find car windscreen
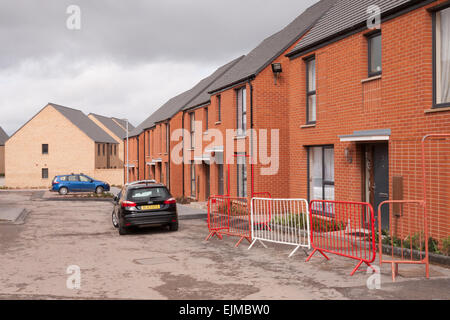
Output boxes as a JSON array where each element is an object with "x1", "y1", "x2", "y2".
[{"x1": 127, "y1": 187, "x2": 170, "y2": 202}]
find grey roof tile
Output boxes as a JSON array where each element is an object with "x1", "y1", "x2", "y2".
[
  {"x1": 0, "y1": 126, "x2": 9, "y2": 145},
  {"x1": 50, "y1": 104, "x2": 118, "y2": 144},
  {"x1": 289, "y1": 0, "x2": 418, "y2": 56},
  {"x1": 209, "y1": 0, "x2": 338, "y2": 93},
  {"x1": 89, "y1": 113, "x2": 134, "y2": 140}
]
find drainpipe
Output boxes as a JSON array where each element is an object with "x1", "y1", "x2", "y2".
[
  {"x1": 136, "y1": 136, "x2": 140, "y2": 181},
  {"x1": 248, "y1": 78, "x2": 255, "y2": 197},
  {"x1": 182, "y1": 111, "x2": 185, "y2": 198}
]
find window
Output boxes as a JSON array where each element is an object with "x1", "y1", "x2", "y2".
[
  {"x1": 42, "y1": 144, "x2": 49, "y2": 155},
  {"x1": 435, "y1": 7, "x2": 450, "y2": 107},
  {"x1": 79, "y1": 175, "x2": 91, "y2": 182},
  {"x1": 191, "y1": 164, "x2": 196, "y2": 197},
  {"x1": 237, "y1": 154, "x2": 247, "y2": 198},
  {"x1": 217, "y1": 95, "x2": 222, "y2": 122},
  {"x1": 166, "y1": 163, "x2": 170, "y2": 190},
  {"x1": 165, "y1": 123, "x2": 170, "y2": 153},
  {"x1": 98, "y1": 144, "x2": 101, "y2": 156},
  {"x1": 204, "y1": 107, "x2": 209, "y2": 131},
  {"x1": 68, "y1": 175, "x2": 79, "y2": 182},
  {"x1": 103, "y1": 144, "x2": 105, "y2": 156},
  {"x1": 368, "y1": 32, "x2": 382, "y2": 77},
  {"x1": 236, "y1": 87, "x2": 247, "y2": 136},
  {"x1": 114, "y1": 145, "x2": 117, "y2": 156},
  {"x1": 306, "y1": 57, "x2": 317, "y2": 124},
  {"x1": 42, "y1": 168, "x2": 49, "y2": 179},
  {"x1": 308, "y1": 146, "x2": 334, "y2": 204},
  {"x1": 190, "y1": 112, "x2": 195, "y2": 149}
]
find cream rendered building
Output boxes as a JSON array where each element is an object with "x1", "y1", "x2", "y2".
[{"x1": 5, "y1": 103, "x2": 125, "y2": 188}]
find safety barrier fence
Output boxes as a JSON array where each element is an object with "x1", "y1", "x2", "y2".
[
  {"x1": 377, "y1": 200, "x2": 429, "y2": 281},
  {"x1": 249, "y1": 198, "x2": 310, "y2": 257},
  {"x1": 306, "y1": 200, "x2": 376, "y2": 276},
  {"x1": 206, "y1": 196, "x2": 252, "y2": 247}
]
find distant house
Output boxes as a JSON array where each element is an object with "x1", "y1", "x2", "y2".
[
  {"x1": 0, "y1": 127, "x2": 9, "y2": 175},
  {"x1": 88, "y1": 113, "x2": 135, "y2": 169},
  {"x1": 5, "y1": 103, "x2": 125, "y2": 188}
]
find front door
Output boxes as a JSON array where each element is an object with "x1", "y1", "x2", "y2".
[
  {"x1": 374, "y1": 143, "x2": 389, "y2": 229},
  {"x1": 205, "y1": 164, "x2": 210, "y2": 200},
  {"x1": 365, "y1": 143, "x2": 389, "y2": 229}
]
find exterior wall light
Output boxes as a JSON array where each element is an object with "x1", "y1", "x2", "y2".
[
  {"x1": 272, "y1": 63, "x2": 282, "y2": 84},
  {"x1": 345, "y1": 147, "x2": 353, "y2": 164}
]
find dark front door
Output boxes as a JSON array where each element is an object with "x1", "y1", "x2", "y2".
[
  {"x1": 205, "y1": 164, "x2": 210, "y2": 200},
  {"x1": 373, "y1": 143, "x2": 389, "y2": 230}
]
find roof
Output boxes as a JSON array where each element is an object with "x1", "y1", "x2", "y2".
[
  {"x1": 182, "y1": 56, "x2": 245, "y2": 111},
  {"x1": 89, "y1": 113, "x2": 134, "y2": 139},
  {"x1": 112, "y1": 117, "x2": 135, "y2": 131},
  {"x1": 0, "y1": 127, "x2": 9, "y2": 145},
  {"x1": 288, "y1": 0, "x2": 422, "y2": 57},
  {"x1": 129, "y1": 56, "x2": 244, "y2": 137},
  {"x1": 50, "y1": 104, "x2": 118, "y2": 144},
  {"x1": 208, "y1": 0, "x2": 338, "y2": 93}
]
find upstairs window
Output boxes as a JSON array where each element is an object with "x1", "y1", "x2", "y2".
[
  {"x1": 98, "y1": 144, "x2": 101, "y2": 156},
  {"x1": 165, "y1": 123, "x2": 170, "y2": 154},
  {"x1": 42, "y1": 144, "x2": 49, "y2": 155},
  {"x1": 204, "y1": 107, "x2": 209, "y2": 132},
  {"x1": 236, "y1": 87, "x2": 247, "y2": 136},
  {"x1": 190, "y1": 112, "x2": 195, "y2": 149},
  {"x1": 217, "y1": 95, "x2": 222, "y2": 122},
  {"x1": 306, "y1": 57, "x2": 316, "y2": 124},
  {"x1": 435, "y1": 7, "x2": 450, "y2": 107},
  {"x1": 368, "y1": 32, "x2": 382, "y2": 77}
]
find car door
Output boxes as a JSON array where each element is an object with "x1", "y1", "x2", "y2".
[
  {"x1": 67, "y1": 175, "x2": 80, "y2": 191},
  {"x1": 79, "y1": 175, "x2": 95, "y2": 192}
]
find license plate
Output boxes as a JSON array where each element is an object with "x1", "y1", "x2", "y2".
[{"x1": 140, "y1": 205, "x2": 161, "y2": 211}]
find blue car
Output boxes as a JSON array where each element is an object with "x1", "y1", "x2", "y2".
[{"x1": 52, "y1": 174, "x2": 110, "y2": 195}]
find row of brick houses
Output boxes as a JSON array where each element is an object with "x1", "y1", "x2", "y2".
[
  {"x1": 5, "y1": 103, "x2": 134, "y2": 188},
  {"x1": 126, "y1": 0, "x2": 450, "y2": 243}
]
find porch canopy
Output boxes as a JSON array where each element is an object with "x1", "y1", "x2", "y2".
[{"x1": 339, "y1": 129, "x2": 391, "y2": 142}]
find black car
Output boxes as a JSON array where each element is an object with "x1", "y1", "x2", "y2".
[{"x1": 112, "y1": 181, "x2": 178, "y2": 235}]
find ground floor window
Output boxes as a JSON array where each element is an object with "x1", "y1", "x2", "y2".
[
  {"x1": 42, "y1": 168, "x2": 49, "y2": 179},
  {"x1": 308, "y1": 146, "x2": 334, "y2": 201},
  {"x1": 191, "y1": 164, "x2": 196, "y2": 198},
  {"x1": 237, "y1": 154, "x2": 247, "y2": 198}
]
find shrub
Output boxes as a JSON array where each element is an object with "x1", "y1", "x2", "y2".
[
  {"x1": 274, "y1": 213, "x2": 346, "y2": 232},
  {"x1": 442, "y1": 237, "x2": 450, "y2": 256}
]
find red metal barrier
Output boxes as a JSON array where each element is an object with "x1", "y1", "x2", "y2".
[
  {"x1": 206, "y1": 196, "x2": 251, "y2": 247},
  {"x1": 306, "y1": 200, "x2": 376, "y2": 276},
  {"x1": 377, "y1": 200, "x2": 428, "y2": 282}
]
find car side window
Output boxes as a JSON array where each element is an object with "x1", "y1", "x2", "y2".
[
  {"x1": 60, "y1": 176, "x2": 67, "y2": 181},
  {"x1": 68, "y1": 175, "x2": 78, "y2": 182},
  {"x1": 79, "y1": 175, "x2": 90, "y2": 182}
]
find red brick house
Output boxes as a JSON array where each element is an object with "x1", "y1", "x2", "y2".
[{"x1": 284, "y1": 0, "x2": 450, "y2": 242}]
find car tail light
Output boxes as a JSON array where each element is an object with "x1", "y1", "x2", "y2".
[
  {"x1": 121, "y1": 201, "x2": 136, "y2": 208},
  {"x1": 164, "y1": 198, "x2": 176, "y2": 205}
]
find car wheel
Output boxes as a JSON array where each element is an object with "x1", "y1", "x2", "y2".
[
  {"x1": 169, "y1": 222, "x2": 179, "y2": 232},
  {"x1": 95, "y1": 186, "x2": 104, "y2": 195},
  {"x1": 112, "y1": 211, "x2": 119, "y2": 229},
  {"x1": 119, "y1": 222, "x2": 130, "y2": 235},
  {"x1": 59, "y1": 187, "x2": 69, "y2": 195}
]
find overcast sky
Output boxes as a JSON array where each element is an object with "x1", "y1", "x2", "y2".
[{"x1": 0, "y1": 0, "x2": 318, "y2": 135}]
